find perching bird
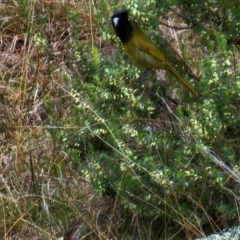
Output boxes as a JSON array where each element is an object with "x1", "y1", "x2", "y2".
[{"x1": 111, "y1": 9, "x2": 199, "y2": 98}]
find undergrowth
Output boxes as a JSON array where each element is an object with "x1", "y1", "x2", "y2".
[{"x1": 0, "y1": 0, "x2": 240, "y2": 239}]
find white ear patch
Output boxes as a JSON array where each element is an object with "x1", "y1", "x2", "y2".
[{"x1": 113, "y1": 17, "x2": 119, "y2": 27}]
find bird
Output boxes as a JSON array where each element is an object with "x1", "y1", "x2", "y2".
[{"x1": 111, "y1": 9, "x2": 199, "y2": 98}]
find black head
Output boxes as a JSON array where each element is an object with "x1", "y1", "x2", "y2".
[{"x1": 111, "y1": 9, "x2": 133, "y2": 43}]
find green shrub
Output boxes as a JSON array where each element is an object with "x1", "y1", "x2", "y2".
[{"x1": 57, "y1": 1, "x2": 240, "y2": 238}]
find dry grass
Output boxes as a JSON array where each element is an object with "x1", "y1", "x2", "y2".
[{"x1": 0, "y1": 0, "x2": 120, "y2": 239}]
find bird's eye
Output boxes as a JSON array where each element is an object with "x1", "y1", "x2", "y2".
[{"x1": 113, "y1": 17, "x2": 119, "y2": 27}]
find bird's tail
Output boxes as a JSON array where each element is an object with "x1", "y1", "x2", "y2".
[{"x1": 168, "y1": 65, "x2": 199, "y2": 98}]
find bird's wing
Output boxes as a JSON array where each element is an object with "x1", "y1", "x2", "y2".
[
  {"x1": 132, "y1": 25, "x2": 168, "y2": 65},
  {"x1": 130, "y1": 25, "x2": 199, "y2": 97}
]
